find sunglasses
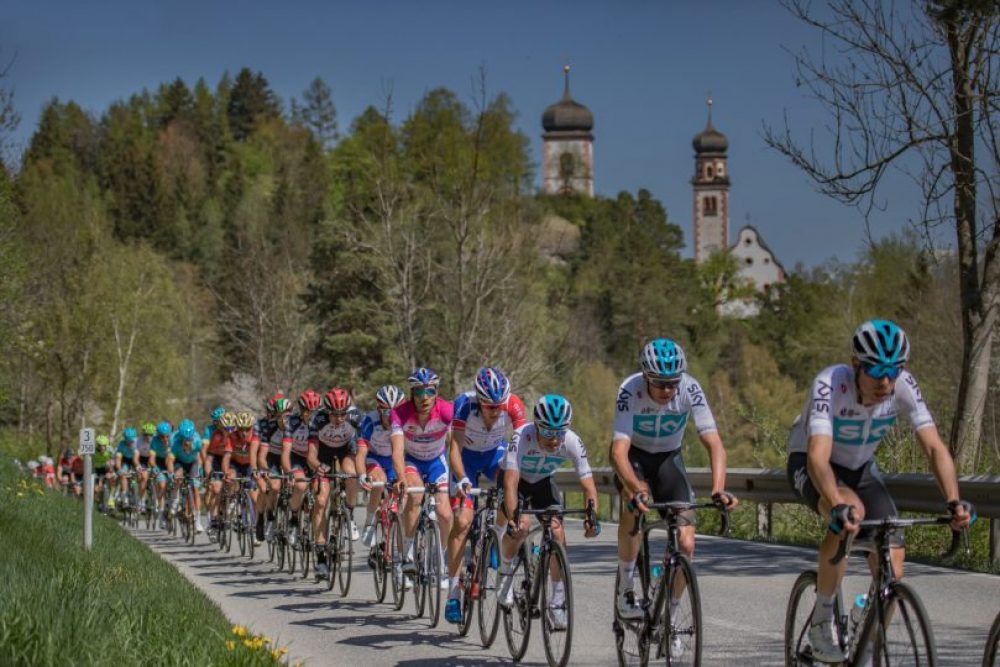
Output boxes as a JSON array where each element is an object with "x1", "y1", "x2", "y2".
[
  {"x1": 412, "y1": 388, "x2": 437, "y2": 398},
  {"x1": 223, "y1": 426, "x2": 237, "y2": 433},
  {"x1": 647, "y1": 376, "x2": 682, "y2": 390},
  {"x1": 480, "y1": 402, "x2": 502, "y2": 412},
  {"x1": 378, "y1": 408, "x2": 393, "y2": 417},
  {"x1": 862, "y1": 363, "x2": 902, "y2": 381},
  {"x1": 328, "y1": 410, "x2": 348, "y2": 418},
  {"x1": 537, "y1": 425, "x2": 566, "y2": 440}
]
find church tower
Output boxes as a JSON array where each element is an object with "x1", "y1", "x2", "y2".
[
  {"x1": 541, "y1": 66, "x2": 594, "y2": 196},
  {"x1": 691, "y1": 97, "x2": 730, "y2": 262}
]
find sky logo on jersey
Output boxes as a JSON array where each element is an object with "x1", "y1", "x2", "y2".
[
  {"x1": 832, "y1": 416, "x2": 897, "y2": 446},
  {"x1": 633, "y1": 413, "x2": 688, "y2": 439},
  {"x1": 520, "y1": 454, "x2": 566, "y2": 475}
]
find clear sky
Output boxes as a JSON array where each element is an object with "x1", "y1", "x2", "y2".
[{"x1": 3, "y1": 0, "x2": 942, "y2": 268}]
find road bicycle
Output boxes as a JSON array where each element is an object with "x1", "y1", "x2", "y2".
[
  {"x1": 176, "y1": 473, "x2": 200, "y2": 545},
  {"x1": 985, "y1": 609, "x2": 1000, "y2": 666},
  {"x1": 613, "y1": 498, "x2": 730, "y2": 667},
  {"x1": 456, "y1": 486, "x2": 504, "y2": 647},
  {"x1": 785, "y1": 515, "x2": 968, "y2": 666},
  {"x1": 233, "y1": 475, "x2": 258, "y2": 559},
  {"x1": 322, "y1": 471, "x2": 356, "y2": 596},
  {"x1": 502, "y1": 502, "x2": 597, "y2": 667},
  {"x1": 404, "y1": 482, "x2": 447, "y2": 627},
  {"x1": 296, "y1": 474, "x2": 318, "y2": 578},
  {"x1": 271, "y1": 474, "x2": 295, "y2": 571},
  {"x1": 365, "y1": 481, "x2": 405, "y2": 607}
]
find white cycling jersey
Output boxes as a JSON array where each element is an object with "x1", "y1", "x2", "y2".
[
  {"x1": 503, "y1": 423, "x2": 592, "y2": 484},
  {"x1": 359, "y1": 411, "x2": 393, "y2": 458},
  {"x1": 452, "y1": 391, "x2": 527, "y2": 453},
  {"x1": 787, "y1": 364, "x2": 934, "y2": 470},
  {"x1": 612, "y1": 372, "x2": 718, "y2": 454}
]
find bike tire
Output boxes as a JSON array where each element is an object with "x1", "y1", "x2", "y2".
[
  {"x1": 245, "y1": 493, "x2": 256, "y2": 560},
  {"x1": 458, "y1": 526, "x2": 478, "y2": 638},
  {"x1": 477, "y1": 528, "x2": 502, "y2": 648},
  {"x1": 275, "y1": 505, "x2": 288, "y2": 571},
  {"x1": 541, "y1": 541, "x2": 574, "y2": 667},
  {"x1": 783, "y1": 570, "x2": 818, "y2": 666},
  {"x1": 299, "y1": 508, "x2": 312, "y2": 579},
  {"x1": 873, "y1": 581, "x2": 937, "y2": 666},
  {"x1": 224, "y1": 497, "x2": 235, "y2": 553},
  {"x1": 337, "y1": 507, "x2": 353, "y2": 597},
  {"x1": 984, "y1": 610, "x2": 1000, "y2": 667},
  {"x1": 413, "y1": 528, "x2": 427, "y2": 617},
  {"x1": 390, "y1": 513, "x2": 407, "y2": 611},
  {"x1": 425, "y1": 522, "x2": 442, "y2": 628},
  {"x1": 503, "y1": 546, "x2": 533, "y2": 662},
  {"x1": 238, "y1": 494, "x2": 248, "y2": 557},
  {"x1": 614, "y1": 547, "x2": 647, "y2": 667},
  {"x1": 658, "y1": 553, "x2": 701, "y2": 666},
  {"x1": 326, "y1": 510, "x2": 339, "y2": 591}
]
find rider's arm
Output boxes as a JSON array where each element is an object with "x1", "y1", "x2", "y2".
[
  {"x1": 610, "y1": 437, "x2": 642, "y2": 497},
  {"x1": 133, "y1": 450, "x2": 141, "y2": 469},
  {"x1": 390, "y1": 433, "x2": 406, "y2": 484},
  {"x1": 281, "y1": 439, "x2": 292, "y2": 474},
  {"x1": 698, "y1": 430, "x2": 728, "y2": 496},
  {"x1": 221, "y1": 450, "x2": 232, "y2": 476},
  {"x1": 805, "y1": 434, "x2": 844, "y2": 509},
  {"x1": 503, "y1": 467, "x2": 520, "y2": 519},
  {"x1": 914, "y1": 425, "x2": 961, "y2": 503},
  {"x1": 248, "y1": 436, "x2": 260, "y2": 473},
  {"x1": 448, "y1": 427, "x2": 467, "y2": 483},
  {"x1": 166, "y1": 452, "x2": 176, "y2": 475},
  {"x1": 306, "y1": 442, "x2": 321, "y2": 472},
  {"x1": 579, "y1": 475, "x2": 599, "y2": 513}
]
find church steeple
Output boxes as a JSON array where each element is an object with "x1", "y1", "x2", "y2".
[
  {"x1": 692, "y1": 95, "x2": 730, "y2": 262},
  {"x1": 541, "y1": 65, "x2": 594, "y2": 196}
]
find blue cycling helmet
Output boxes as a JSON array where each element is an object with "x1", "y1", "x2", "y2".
[
  {"x1": 475, "y1": 367, "x2": 511, "y2": 404},
  {"x1": 178, "y1": 419, "x2": 197, "y2": 440},
  {"x1": 640, "y1": 338, "x2": 686, "y2": 379},
  {"x1": 123, "y1": 427, "x2": 137, "y2": 441},
  {"x1": 853, "y1": 319, "x2": 910, "y2": 366},
  {"x1": 210, "y1": 406, "x2": 226, "y2": 421},
  {"x1": 375, "y1": 385, "x2": 405, "y2": 408},
  {"x1": 533, "y1": 394, "x2": 573, "y2": 430},
  {"x1": 408, "y1": 367, "x2": 440, "y2": 388},
  {"x1": 156, "y1": 421, "x2": 172, "y2": 436}
]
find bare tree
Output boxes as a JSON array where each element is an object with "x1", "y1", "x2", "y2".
[{"x1": 764, "y1": 0, "x2": 1000, "y2": 469}]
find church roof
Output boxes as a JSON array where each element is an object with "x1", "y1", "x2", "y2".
[
  {"x1": 731, "y1": 225, "x2": 787, "y2": 277},
  {"x1": 542, "y1": 66, "x2": 594, "y2": 134},
  {"x1": 692, "y1": 97, "x2": 727, "y2": 154}
]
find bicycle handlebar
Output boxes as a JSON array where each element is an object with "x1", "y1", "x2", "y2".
[
  {"x1": 829, "y1": 516, "x2": 968, "y2": 565},
  {"x1": 629, "y1": 499, "x2": 731, "y2": 537}
]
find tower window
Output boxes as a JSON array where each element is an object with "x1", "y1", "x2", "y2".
[
  {"x1": 745, "y1": 257, "x2": 753, "y2": 265},
  {"x1": 706, "y1": 165, "x2": 714, "y2": 179},
  {"x1": 717, "y1": 163, "x2": 725, "y2": 177},
  {"x1": 703, "y1": 196, "x2": 718, "y2": 216}
]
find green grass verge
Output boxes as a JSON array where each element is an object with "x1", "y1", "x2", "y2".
[{"x1": 0, "y1": 458, "x2": 290, "y2": 667}]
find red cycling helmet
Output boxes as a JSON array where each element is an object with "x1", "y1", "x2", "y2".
[
  {"x1": 298, "y1": 389, "x2": 322, "y2": 411},
  {"x1": 323, "y1": 387, "x2": 352, "y2": 412}
]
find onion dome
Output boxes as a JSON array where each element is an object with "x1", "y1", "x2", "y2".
[
  {"x1": 693, "y1": 97, "x2": 728, "y2": 154},
  {"x1": 542, "y1": 65, "x2": 593, "y2": 134}
]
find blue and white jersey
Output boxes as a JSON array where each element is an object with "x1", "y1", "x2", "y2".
[
  {"x1": 787, "y1": 364, "x2": 934, "y2": 470},
  {"x1": 254, "y1": 417, "x2": 284, "y2": 455},
  {"x1": 503, "y1": 423, "x2": 592, "y2": 484},
  {"x1": 452, "y1": 391, "x2": 527, "y2": 453},
  {"x1": 283, "y1": 414, "x2": 311, "y2": 457},
  {"x1": 612, "y1": 372, "x2": 718, "y2": 454},
  {"x1": 359, "y1": 412, "x2": 393, "y2": 458}
]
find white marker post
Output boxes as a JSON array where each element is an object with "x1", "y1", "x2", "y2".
[{"x1": 79, "y1": 428, "x2": 95, "y2": 551}]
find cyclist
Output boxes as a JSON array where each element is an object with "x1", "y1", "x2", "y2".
[
  {"x1": 135, "y1": 422, "x2": 156, "y2": 506},
  {"x1": 57, "y1": 448, "x2": 78, "y2": 496},
  {"x1": 203, "y1": 406, "x2": 226, "y2": 442},
  {"x1": 39, "y1": 455, "x2": 56, "y2": 489},
  {"x1": 444, "y1": 367, "x2": 527, "y2": 625},
  {"x1": 149, "y1": 422, "x2": 174, "y2": 528},
  {"x1": 498, "y1": 394, "x2": 600, "y2": 631},
  {"x1": 610, "y1": 338, "x2": 738, "y2": 621},
  {"x1": 390, "y1": 367, "x2": 453, "y2": 589},
  {"x1": 93, "y1": 435, "x2": 116, "y2": 512},
  {"x1": 167, "y1": 419, "x2": 205, "y2": 533},
  {"x1": 307, "y1": 387, "x2": 363, "y2": 580},
  {"x1": 257, "y1": 394, "x2": 293, "y2": 543},
  {"x1": 114, "y1": 427, "x2": 139, "y2": 508},
  {"x1": 786, "y1": 319, "x2": 972, "y2": 663},
  {"x1": 358, "y1": 385, "x2": 406, "y2": 547},
  {"x1": 285, "y1": 390, "x2": 321, "y2": 547},
  {"x1": 204, "y1": 412, "x2": 234, "y2": 533},
  {"x1": 226, "y1": 411, "x2": 260, "y2": 540}
]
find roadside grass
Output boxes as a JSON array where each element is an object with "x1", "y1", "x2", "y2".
[{"x1": 0, "y1": 458, "x2": 292, "y2": 667}]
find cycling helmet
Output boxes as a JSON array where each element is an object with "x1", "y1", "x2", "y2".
[
  {"x1": 27, "y1": 460, "x2": 38, "y2": 470},
  {"x1": 210, "y1": 406, "x2": 226, "y2": 421},
  {"x1": 62, "y1": 448, "x2": 74, "y2": 459},
  {"x1": 218, "y1": 411, "x2": 237, "y2": 429},
  {"x1": 852, "y1": 319, "x2": 910, "y2": 366},
  {"x1": 264, "y1": 393, "x2": 282, "y2": 415},
  {"x1": 323, "y1": 387, "x2": 352, "y2": 412},
  {"x1": 272, "y1": 396, "x2": 293, "y2": 414},
  {"x1": 156, "y1": 421, "x2": 172, "y2": 436},
  {"x1": 123, "y1": 427, "x2": 137, "y2": 441},
  {"x1": 141, "y1": 422, "x2": 156, "y2": 436},
  {"x1": 533, "y1": 394, "x2": 573, "y2": 430},
  {"x1": 375, "y1": 385, "x2": 405, "y2": 409},
  {"x1": 235, "y1": 411, "x2": 255, "y2": 429},
  {"x1": 96, "y1": 435, "x2": 111, "y2": 447},
  {"x1": 475, "y1": 367, "x2": 510, "y2": 405},
  {"x1": 408, "y1": 367, "x2": 440, "y2": 388},
  {"x1": 298, "y1": 389, "x2": 322, "y2": 411},
  {"x1": 178, "y1": 419, "x2": 197, "y2": 440},
  {"x1": 640, "y1": 338, "x2": 686, "y2": 379}
]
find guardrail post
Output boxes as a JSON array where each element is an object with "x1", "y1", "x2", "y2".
[
  {"x1": 756, "y1": 502, "x2": 772, "y2": 539},
  {"x1": 991, "y1": 518, "x2": 1000, "y2": 570}
]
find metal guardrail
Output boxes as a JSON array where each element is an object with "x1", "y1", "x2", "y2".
[{"x1": 554, "y1": 467, "x2": 1000, "y2": 566}]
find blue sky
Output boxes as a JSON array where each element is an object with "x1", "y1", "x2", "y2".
[{"x1": 3, "y1": 0, "x2": 943, "y2": 268}]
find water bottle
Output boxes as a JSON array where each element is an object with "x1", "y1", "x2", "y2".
[
  {"x1": 650, "y1": 564, "x2": 664, "y2": 594},
  {"x1": 850, "y1": 593, "x2": 868, "y2": 627}
]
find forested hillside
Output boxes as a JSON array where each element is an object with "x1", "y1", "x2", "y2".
[{"x1": 0, "y1": 68, "x2": 991, "y2": 473}]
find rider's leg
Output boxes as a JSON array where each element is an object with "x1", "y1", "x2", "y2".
[
  {"x1": 401, "y1": 469, "x2": 423, "y2": 562},
  {"x1": 313, "y1": 477, "x2": 330, "y2": 547}
]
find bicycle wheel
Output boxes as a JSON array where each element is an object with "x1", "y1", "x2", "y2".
[
  {"x1": 299, "y1": 508, "x2": 312, "y2": 579},
  {"x1": 370, "y1": 511, "x2": 388, "y2": 603},
  {"x1": 873, "y1": 581, "x2": 936, "y2": 666},
  {"x1": 326, "y1": 510, "x2": 339, "y2": 591},
  {"x1": 458, "y1": 526, "x2": 478, "y2": 638},
  {"x1": 424, "y1": 522, "x2": 442, "y2": 628},
  {"x1": 180, "y1": 489, "x2": 192, "y2": 543},
  {"x1": 613, "y1": 550, "x2": 647, "y2": 667},
  {"x1": 413, "y1": 528, "x2": 427, "y2": 617},
  {"x1": 237, "y1": 494, "x2": 248, "y2": 557},
  {"x1": 275, "y1": 505, "x2": 288, "y2": 571},
  {"x1": 389, "y1": 513, "x2": 407, "y2": 611},
  {"x1": 503, "y1": 547, "x2": 533, "y2": 662},
  {"x1": 984, "y1": 610, "x2": 1000, "y2": 667},
  {"x1": 477, "y1": 528, "x2": 502, "y2": 648},
  {"x1": 655, "y1": 554, "x2": 701, "y2": 666},
  {"x1": 224, "y1": 496, "x2": 236, "y2": 553},
  {"x1": 245, "y1": 493, "x2": 256, "y2": 560},
  {"x1": 540, "y1": 542, "x2": 574, "y2": 667},
  {"x1": 266, "y1": 508, "x2": 277, "y2": 562},
  {"x1": 337, "y1": 507, "x2": 354, "y2": 597},
  {"x1": 784, "y1": 570, "x2": 818, "y2": 666}
]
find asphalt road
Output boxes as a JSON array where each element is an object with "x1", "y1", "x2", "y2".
[{"x1": 131, "y1": 516, "x2": 999, "y2": 666}]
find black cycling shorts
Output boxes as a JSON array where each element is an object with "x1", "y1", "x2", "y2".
[
  {"x1": 786, "y1": 452, "x2": 903, "y2": 546},
  {"x1": 615, "y1": 447, "x2": 695, "y2": 513},
  {"x1": 517, "y1": 477, "x2": 561, "y2": 510},
  {"x1": 316, "y1": 444, "x2": 353, "y2": 469}
]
